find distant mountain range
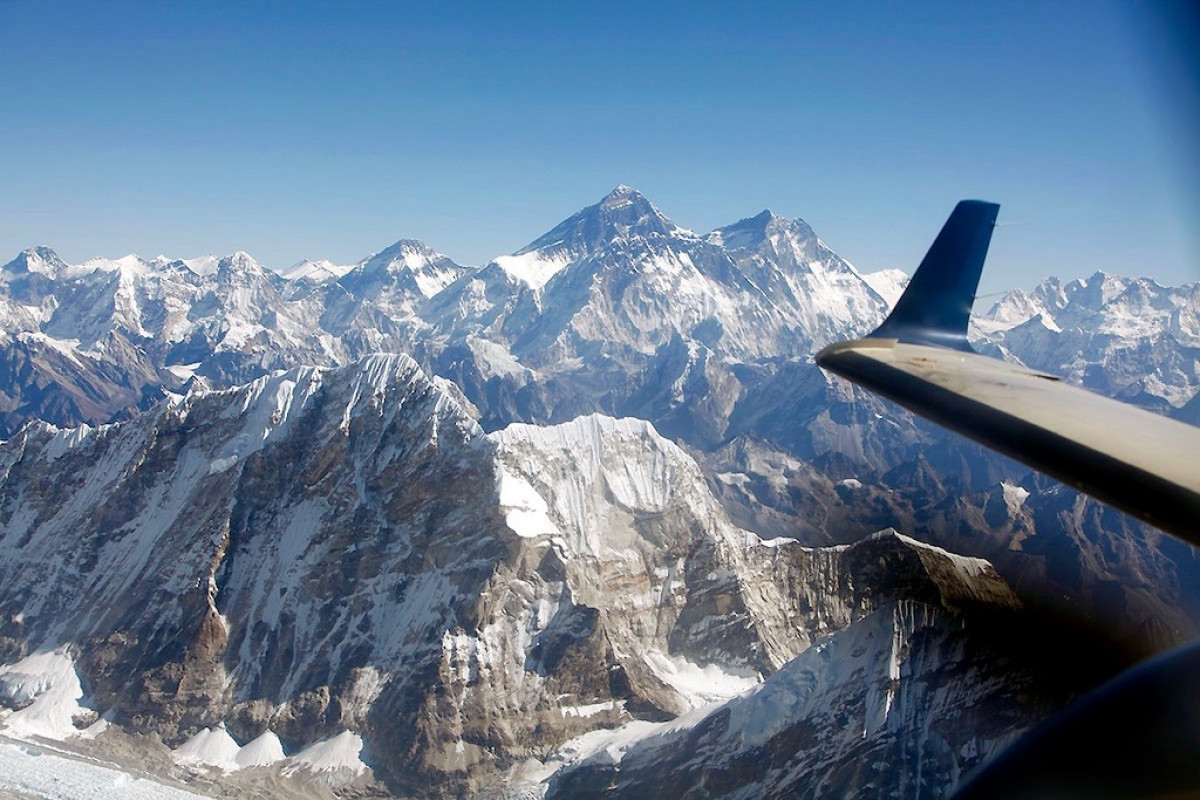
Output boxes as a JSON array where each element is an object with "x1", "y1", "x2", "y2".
[{"x1": 0, "y1": 187, "x2": 1196, "y2": 798}]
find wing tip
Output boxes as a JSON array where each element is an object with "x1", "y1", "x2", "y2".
[{"x1": 868, "y1": 199, "x2": 1000, "y2": 351}]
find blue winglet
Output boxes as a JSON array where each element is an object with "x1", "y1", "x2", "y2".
[{"x1": 869, "y1": 200, "x2": 1000, "y2": 351}]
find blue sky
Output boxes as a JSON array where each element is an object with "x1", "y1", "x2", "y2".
[{"x1": 1, "y1": 0, "x2": 1196, "y2": 293}]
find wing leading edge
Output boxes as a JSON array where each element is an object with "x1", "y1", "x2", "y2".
[{"x1": 816, "y1": 200, "x2": 1200, "y2": 545}]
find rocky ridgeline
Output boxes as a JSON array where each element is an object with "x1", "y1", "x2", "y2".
[
  {"x1": 0, "y1": 356, "x2": 1090, "y2": 798},
  {"x1": 1, "y1": 189, "x2": 1197, "y2": 797}
]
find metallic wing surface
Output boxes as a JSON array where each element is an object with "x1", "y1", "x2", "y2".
[
  {"x1": 816, "y1": 200, "x2": 1200, "y2": 799},
  {"x1": 816, "y1": 200, "x2": 1200, "y2": 545}
]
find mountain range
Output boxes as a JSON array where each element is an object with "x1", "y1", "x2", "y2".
[{"x1": 0, "y1": 187, "x2": 1196, "y2": 798}]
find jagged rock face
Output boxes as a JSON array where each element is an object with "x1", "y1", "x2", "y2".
[
  {"x1": 0, "y1": 358, "x2": 1073, "y2": 798},
  {"x1": 2, "y1": 190, "x2": 1199, "y2": 796},
  {"x1": 702, "y1": 431, "x2": 1200, "y2": 655},
  {"x1": 546, "y1": 601, "x2": 1051, "y2": 800},
  {"x1": 0, "y1": 357, "x2": 503, "y2": 755},
  {"x1": 538, "y1": 536, "x2": 1131, "y2": 800}
]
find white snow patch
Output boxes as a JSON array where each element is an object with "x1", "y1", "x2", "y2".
[
  {"x1": 496, "y1": 465, "x2": 561, "y2": 538},
  {"x1": 276, "y1": 259, "x2": 353, "y2": 282},
  {"x1": 405, "y1": 254, "x2": 463, "y2": 298},
  {"x1": 166, "y1": 363, "x2": 202, "y2": 382},
  {"x1": 0, "y1": 741, "x2": 211, "y2": 800},
  {"x1": 173, "y1": 725, "x2": 241, "y2": 772},
  {"x1": 210, "y1": 367, "x2": 324, "y2": 473},
  {"x1": 861, "y1": 268, "x2": 908, "y2": 308},
  {"x1": 642, "y1": 650, "x2": 760, "y2": 711},
  {"x1": 42, "y1": 424, "x2": 95, "y2": 461},
  {"x1": 180, "y1": 255, "x2": 220, "y2": 276},
  {"x1": 550, "y1": 720, "x2": 663, "y2": 767},
  {"x1": 716, "y1": 471, "x2": 750, "y2": 488},
  {"x1": 467, "y1": 337, "x2": 529, "y2": 379},
  {"x1": 491, "y1": 415, "x2": 688, "y2": 557},
  {"x1": 1001, "y1": 481, "x2": 1030, "y2": 516},
  {"x1": 16, "y1": 331, "x2": 85, "y2": 366},
  {"x1": 0, "y1": 647, "x2": 96, "y2": 741},
  {"x1": 235, "y1": 729, "x2": 287, "y2": 768},
  {"x1": 839, "y1": 478, "x2": 863, "y2": 489},
  {"x1": 76, "y1": 253, "x2": 152, "y2": 278},
  {"x1": 494, "y1": 252, "x2": 571, "y2": 291},
  {"x1": 754, "y1": 535, "x2": 804, "y2": 549},
  {"x1": 560, "y1": 700, "x2": 622, "y2": 718},
  {"x1": 285, "y1": 730, "x2": 367, "y2": 776}
]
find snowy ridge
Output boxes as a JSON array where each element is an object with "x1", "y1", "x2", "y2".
[
  {"x1": 277, "y1": 258, "x2": 353, "y2": 282},
  {"x1": 861, "y1": 267, "x2": 908, "y2": 308},
  {"x1": 972, "y1": 272, "x2": 1200, "y2": 410},
  {"x1": 4, "y1": 188, "x2": 1189, "y2": 447},
  {"x1": 0, "y1": 647, "x2": 106, "y2": 741},
  {"x1": 545, "y1": 597, "x2": 1028, "y2": 798},
  {"x1": 869, "y1": 528, "x2": 994, "y2": 581},
  {"x1": 491, "y1": 415, "x2": 691, "y2": 557},
  {"x1": 0, "y1": 189, "x2": 1192, "y2": 797}
]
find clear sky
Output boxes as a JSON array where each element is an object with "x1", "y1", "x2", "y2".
[{"x1": 1, "y1": 0, "x2": 1196, "y2": 293}]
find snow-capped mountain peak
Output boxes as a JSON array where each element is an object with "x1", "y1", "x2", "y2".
[
  {"x1": 707, "y1": 209, "x2": 785, "y2": 251},
  {"x1": 344, "y1": 239, "x2": 471, "y2": 299},
  {"x1": 490, "y1": 187, "x2": 682, "y2": 291},
  {"x1": 178, "y1": 254, "x2": 221, "y2": 276},
  {"x1": 77, "y1": 254, "x2": 154, "y2": 278},
  {"x1": 216, "y1": 251, "x2": 265, "y2": 277},
  {"x1": 2, "y1": 246, "x2": 70, "y2": 279},
  {"x1": 521, "y1": 186, "x2": 679, "y2": 257},
  {"x1": 861, "y1": 268, "x2": 908, "y2": 308},
  {"x1": 277, "y1": 258, "x2": 353, "y2": 283},
  {"x1": 708, "y1": 210, "x2": 824, "y2": 264}
]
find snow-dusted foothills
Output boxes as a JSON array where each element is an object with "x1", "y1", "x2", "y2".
[{"x1": 1, "y1": 188, "x2": 1198, "y2": 798}]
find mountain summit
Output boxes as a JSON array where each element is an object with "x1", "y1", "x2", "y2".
[
  {"x1": 489, "y1": 186, "x2": 682, "y2": 291},
  {"x1": 343, "y1": 239, "x2": 471, "y2": 299},
  {"x1": 0, "y1": 192, "x2": 1196, "y2": 799},
  {"x1": 520, "y1": 185, "x2": 681, "y2": 258}
]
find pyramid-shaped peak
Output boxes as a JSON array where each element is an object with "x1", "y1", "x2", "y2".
[
  {"x1": 517, "y1": 186, "x2": 679, "y2": 258},
  {"x1": 377, "y1": 238, "x2": 438, "y2": 256},
  {"x1": 348, "y1": 239, "x2": 470, "y2": 299},
  {"x1": 215, "y1": 251, "x2": 268, "y2": 280},
  {"x1": 221, "y1": 251, "x2": 262, "y2": 268},
  {"x1": 358, "y1": 238, "x2": 465, "y2": 276},
  {"x1": 597, "y1": 184, "x2": 661, "y2": 215},
  {"x1": 4, "y1": 246, "x2": 70, "y2": 277},
  {"x1": 601, "y1": 184, "x2": 643, "y2": 204}
]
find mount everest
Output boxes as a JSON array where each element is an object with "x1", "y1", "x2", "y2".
[{"x1": 0, "y1": 187, "x2": 1197, "y2": 798}]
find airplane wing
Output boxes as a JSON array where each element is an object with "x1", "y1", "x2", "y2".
[
  {"x1": 817, "y1": 200, "x2": 1200, "y2": 799},
  {"x1": 816, "y1": 200, "x2": 1200, "y2": 545}
]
